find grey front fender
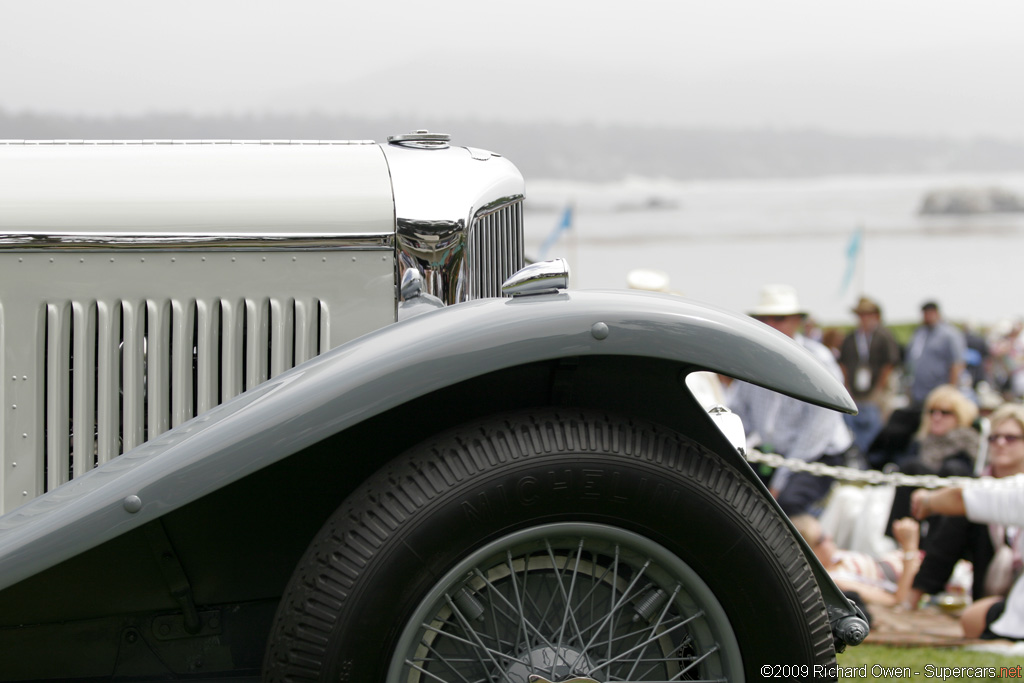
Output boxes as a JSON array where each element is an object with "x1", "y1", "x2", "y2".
[{"x1": 0, "y1": 289, "x2": 856, "y2": 607}]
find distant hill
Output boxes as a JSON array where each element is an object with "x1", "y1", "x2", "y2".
[{"x1": 3, "y1": 109, "x2": 1024, "y2": 182}]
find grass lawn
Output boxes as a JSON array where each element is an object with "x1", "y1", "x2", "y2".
[{"x1": 836, "y1": 643, "x2": 1023, "y2": 681}]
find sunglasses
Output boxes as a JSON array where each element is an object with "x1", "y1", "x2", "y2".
[
  {"x1": 988, "y1": 434, "x2": 1024, "y2": 445},
  {"x1": 928, "y1": 408, "x2": 955, "y2": 417}
]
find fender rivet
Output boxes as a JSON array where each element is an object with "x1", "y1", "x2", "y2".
[
  {"x1": 123, "y1": 495, "x2": 143, "y2": 513},
  {"x1": 591, "y1": 322, "x2": 610, "y2": 340}
]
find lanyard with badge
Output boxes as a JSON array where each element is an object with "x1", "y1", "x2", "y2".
[{"x1": 855, "y1": 330, "x2": 872, "y2": 392}]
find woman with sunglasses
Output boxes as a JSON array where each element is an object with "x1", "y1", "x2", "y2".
[
  {"x1": 906, "y1": 384, "x2": 980, "y2": 473},
  {"x1": 887, "y1": 384, "x2": 980, "y2": 529}
]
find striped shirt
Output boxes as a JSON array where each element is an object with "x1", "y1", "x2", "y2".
[
  {"x1": 831, "y1": 549, "x2": 905, "y2": 594},
  {"x1": 727, "y1": 333, "x2": 853, "y2": 490}
]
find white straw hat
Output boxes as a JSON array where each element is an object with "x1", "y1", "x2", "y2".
[
  {"x1": 626, "y1": 268, "x2": 671, "y2": 292},
  {"x1": 748, "y1": 284, "x2": 806, "y2": 317}
]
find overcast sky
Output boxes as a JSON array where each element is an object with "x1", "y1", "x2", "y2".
[{"x1": 3, "y1": 0, "x2": 1023, "y2": 140}]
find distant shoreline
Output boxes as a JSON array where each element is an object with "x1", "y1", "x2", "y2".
[
  {"x1": 521, "y1": 173, "x2": 1024, "y2": 327},
  {"x1": 3, "y1": 110, "x2": 1024, "y2": 182}
]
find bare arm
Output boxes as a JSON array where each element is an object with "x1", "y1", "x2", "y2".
[
  {"x1": 916, "y1": 477, "x2": 1024, "y2": 527},
  {"x1": 894, "y1": 563, "x2": 922, "y2": 607},
  {"x1": 875, "y1": 363, "x2": 894, "y2": 393},
  {"x1": 898, "y1": 587, "x2": 925, "y2": 611},
  {"x1": 949, "y1": 361, "x2": 965, "y2": 386},
  {"x1": 891, "y1": 518, "x2": 922, "y2": 607},
  {"x1": 910, "y1": 487, "x2": 965, "y2": 519}
]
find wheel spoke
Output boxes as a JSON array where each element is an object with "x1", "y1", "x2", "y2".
[
  {"x1": 402, "y1": 659, "x2": 467, "y2": 683},
  {"x1": 548, "y1": 537, "x2": 588, "y2": 670},
  {"x1": 625, "y1": 583, "x2": 683, "y2": 681},
  {"x1": 471, "y1": 564, "x2": 564, "y2": 659},
  {"x1": 589, "y1": 612, "x2": 706, "y2": 677},
  {"x1": 607, "y1": 544, "x2": 619, "y2": 666},
  {"x1": 505, "y1": 549, "x2": 535, "y2": 661},
  {"x1": 573, "y1": 557, "x2": 652, "y2": 662},
  {"x1": 417, "y1": 619, "x2": 521, "y2": 676},
  {"x1": 441, "y1": 594, "x2": 518, "y2": 683},
  {"x1": 669, "y1": 646, "x2": 722, "y2": 681}
]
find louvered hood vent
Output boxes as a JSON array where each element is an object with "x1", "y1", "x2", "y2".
[{"x1": 43, "y1": 297, "x2": 324, "y2": 487}]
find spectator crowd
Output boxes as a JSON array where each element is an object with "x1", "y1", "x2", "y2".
[{"x1": 724, "y1": 284, "x2": 1024, "y2": 642}]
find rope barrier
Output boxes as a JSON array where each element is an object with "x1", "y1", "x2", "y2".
[{"x1": 744, "y1": 449, "x2": 981, "y2": 489}]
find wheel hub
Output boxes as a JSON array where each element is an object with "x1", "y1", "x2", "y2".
[{"x1": 505, "y1": 646, "x2": 597, "y2": 683}]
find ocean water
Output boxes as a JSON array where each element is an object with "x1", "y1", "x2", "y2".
[{"x1": 523, "y1": 173, "x2": 1024, "y2": 327}]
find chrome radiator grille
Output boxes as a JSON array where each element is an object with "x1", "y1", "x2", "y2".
[
  {"x1": 43, "y1": 297, "x2": 325, "y2": 489},
  {"x1": 466, "y1": 200, "x2": 524, "y2": 299}
]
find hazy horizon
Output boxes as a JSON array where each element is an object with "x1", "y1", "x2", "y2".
[{"x1": 4, "y1": 0, "x2": 1024, "y2": 142}]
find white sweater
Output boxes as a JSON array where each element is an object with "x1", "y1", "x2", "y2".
[{"x1": 964, "y1": 474, "x2": 1024, "y2": 638}]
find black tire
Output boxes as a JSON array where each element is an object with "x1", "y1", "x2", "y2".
[{"x1": 264, "y1": 410, "x2": 835, "y2": 682}]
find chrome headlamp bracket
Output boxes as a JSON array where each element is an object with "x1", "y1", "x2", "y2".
[{"x1": 501, "y1": 259, "x2": 571, "y2": 297}]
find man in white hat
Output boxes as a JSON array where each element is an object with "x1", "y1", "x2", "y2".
[{"x1": 727, "y1": 284, "x2": 854, "y2": 516}]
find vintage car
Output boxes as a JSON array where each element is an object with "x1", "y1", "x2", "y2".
[{"x1": 0, "y1": 134, "x2": 865, "y2": 682}]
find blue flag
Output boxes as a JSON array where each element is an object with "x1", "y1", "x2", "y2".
[
  {"x1": 538, "y1": 205, "x2": 573, "y2": 260},
  {"x1": 839, "y1": 225, "x2": 862, "y2": 296}
]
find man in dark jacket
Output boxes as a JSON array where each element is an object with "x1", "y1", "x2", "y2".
[{"x1": 838, "y1": 296, "x2": 901, "y2": 455}]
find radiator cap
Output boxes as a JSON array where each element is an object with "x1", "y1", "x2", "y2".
[{"x1": 387, "y1": 130, "x2": 451, "y2": 149}]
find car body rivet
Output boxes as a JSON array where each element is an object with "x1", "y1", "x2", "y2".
[
  {"x1": 123, "y1": 495, "x2": 143, "y2": 513},
  {"x1": 591, "y1": 322, "x2": 610, "y2": 340}
]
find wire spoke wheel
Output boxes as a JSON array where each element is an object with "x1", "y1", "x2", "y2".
[
  {"x1": 390, "y1": 523, "x2": 741, "y2": 683},
  {"x1": 264, "y1": 410, "x2": 835, "y2": 682}
]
